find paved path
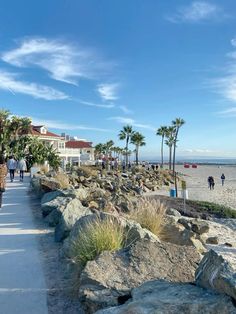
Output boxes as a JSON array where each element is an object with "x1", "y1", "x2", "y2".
[{"x1": 0, "y1": 174, "x2": 48, "y2": 314}]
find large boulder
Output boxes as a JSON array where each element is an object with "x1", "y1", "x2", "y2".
[
  {"x1": 79, "y1": 239, "x2": 201, "y2": 312},
  {"x1": 55, "y1": 199, "x2": 92, "y2": 242},
  {"x1": 41, "y1": 190, "x2": 64, "y2": 206},
  {"x1": 41, "y1": 196, "x2": 72, "y2": 217},
  {"x1": 40, "y1": 177, "x2": 62, "y2": 192},
  {"x1": 196, "y1": 249, "x2": 236, "y2": 301},
  {"x1": 96, "y1": 280, "x2": 236, "y2": 314},
  {"x1": 161, "y1": 216, "x2": 206, "y2": 254},
  {"x1": 62, "y1": 213, "x2": 159, "y2": 258}
]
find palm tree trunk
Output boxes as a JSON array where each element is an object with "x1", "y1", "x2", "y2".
[
  {"x1": 173, "y1": 129, "x2": 179, "y2": 196},
  {"x1": 125, "y1": 137, "x2": 129, "y2": 166},
  {"x1": 161, "y1": 136, "x2": 164, "y2": 168},
  {"x1": 136, "y1": 145, "x2": 139, "y2": 165},
  {"x1": 169, "y1": 145, "x2": 172, "y2": 170}
]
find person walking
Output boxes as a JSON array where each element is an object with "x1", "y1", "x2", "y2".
[
  {"x1": 0, "y1": 156, "x2": 7, "y2": 208},
  {"x1": 7, "y1": 156, "x2": 17, "y2": 182},
  {"x1": 18, "y1": 157, "x2": 27, "y2": 182},
  {"x1": 208, "y1": 176, "x2": 215, "y2": 190},
  {"x1": 221, "y1": 173, "x2": 225, "y2": 186}
]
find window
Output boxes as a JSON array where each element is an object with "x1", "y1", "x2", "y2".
[{"x1": 58, "y1": 142, "x2": 65, "y2": 149}]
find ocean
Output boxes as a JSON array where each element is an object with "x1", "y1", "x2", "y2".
[{"x1": 148, "y1": 158, "x2": 236, "y2": 165}]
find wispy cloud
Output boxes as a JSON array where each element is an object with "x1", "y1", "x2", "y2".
[
  {"x1": 0, "y1": 71, "x2": 68, "y2": 100},
  {"x1": 97, "y1": 83, "x2": 119, "y2": 101},
  {"x1": 2, "y1": 37, "x2": 113, "y2": 85},
  {"x1": 31, "y1": 117, "x2": 110, "y2": 132},
  {"x1": 79, "y1": 100, "x2": 115, "y2": 109},
  {"x1": 211, "y1": 42, "x2": 236, "y2": 104},
  {"x1": 167, "y1": 1, "x2": 223, "y2": 23},
  {"x1": 108, "y1": 116, "x2": 155, "y2": 131},
  {"x1": 119, "y1": 105, "x2": 133, "y2": 114},
  {"x1": 217, "y1": 107, "x2": 236, "y2": 117}
]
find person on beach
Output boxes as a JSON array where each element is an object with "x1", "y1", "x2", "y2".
[
  {"x1": 7, "y1": 156, "x2": 17, "y2": 182},
  {"x1": 208, "y1": 176, "x2": 215, "y2": 190},
  {"x1": 18, "y1": 157, "x2": 27, "y2": 182},
  {"x1": 221, "y1": 173, "x2": 225, "y2": 186},
  {"x1": 0, "y1": 156, "x2": 7, "y2": 208},
  {"x1": 122, "y1": 160, "x2": 126, "y2": 172}
]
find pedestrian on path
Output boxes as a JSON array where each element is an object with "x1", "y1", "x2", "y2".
[
  {"x1": 7, "y1": 156, "x2": 17, "y2": 182},
  {"x1": 0, "y1": 156, "x2": 7, "y2": 208},
  {"x1": 18, "y1": 157, "x2": 27, "y2": 182}
]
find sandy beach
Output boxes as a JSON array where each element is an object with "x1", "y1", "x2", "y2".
[{"x1": 158, "y1": 165, "x2": 236, "y2": 209}]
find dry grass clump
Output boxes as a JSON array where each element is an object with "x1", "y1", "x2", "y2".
[
  {"x1": 54, "y1": 172, "x2": 70, "y2": 189},
  {"x1": 40, "y1": 164, "x2": 49, "y2": 174},
  {"x1": 72, "y1": 217, "x2": 126, "y2": 266},
  {"x1": 129, "y1": 198, "x2": 166, "y2": 236},
  {"x1": 77, "y1": 166, "x2": 98, "y2": 178}
]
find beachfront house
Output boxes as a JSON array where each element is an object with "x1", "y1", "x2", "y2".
[{"x1": 30, "y1": 125, "x2": 95, "y2": 167}]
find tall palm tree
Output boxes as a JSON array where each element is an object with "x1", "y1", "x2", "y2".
[
  {"x1": 131, "y1": 132, "x2": 146, "y2": 165},
  {"x1": 156, "y1": 126, "x2": 168, "y2": 168},
  {"x1": 104, "y1": 140, "x2": 114, "y2": 158},
  {"x1": 94, "y1": 143, "x2": 105, "y2": 160},
  {"x1": 165, "y1": 126, "x2": 175, "y2": 171},
  {"x1": 172, "y1": 118, "x2": 185, "y2": 174},
  {"x1": 118, "y1": 125, "x2": 135, "y2": 166},
  {"x1": 172, "y1": 118, "x2": 185, "y2": 196}
]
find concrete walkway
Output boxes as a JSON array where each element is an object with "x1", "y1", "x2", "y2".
[{"x1": 0, "y1": 174, "x2": 48, "y2": 314}]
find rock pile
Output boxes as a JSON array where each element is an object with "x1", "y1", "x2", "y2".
[{"x1": 30, "y1": 168, "x2": 236, "y2": 314}]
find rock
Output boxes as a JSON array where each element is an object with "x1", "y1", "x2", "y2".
[
  {"x1": 74, "y1": 187, "x2": 88, "y2": 201},
  {"x1": 166, "y1": 208, "x2": 181, "y2": 217},
  {"x1": 206, "y1": 236, "x2": 219, "y2": 244},
  {"x1": 79, "y1": 239, "x2": 201, "y2": 312},
  {"x1": 55, "y1": 198, "x2": 92, "y2": 242},
  {"x1": 196, "y1": 249, "x2": 236, "y2": 301},
  {"x1": 89, "y1": 201, "x2": 99, "y2": 209},
  {"x1": 41, "y1": 196, "x2": 72, "y2": 217},
  {"x1": 178, "y1": 217, "x2": 192, "y2": 230},
  {"x1": 41, "y1": 190, "x2": 64, "y2": 206},
  {"x1": 191, "y1": 219, "x2": 210, "y2": 235},
  {"x1": 40, "y1": 177, "x2": 61, "y2": 192},
  {"x1": 161, "y1": 216, "x2": 206, "y2": 254},
  {"x1": 96, "y1": 280, "x2": 236, "y2": 314}
]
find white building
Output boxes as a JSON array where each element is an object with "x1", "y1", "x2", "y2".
[{"x1": 31, "y1": 125, "x2": 95, "y2": 167}]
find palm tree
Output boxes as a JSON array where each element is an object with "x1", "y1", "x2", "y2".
[
  {"x1": 172, "y1": 118, "x2": 185, "y2": 175},
  {"x1": 118, "y1": 125, "x2": 135, "y2": 166},
  {"x1": 131, "y1": 132, "x2": 146, "y2": 165},
  {"x1": 104, "y1": 140, "x2": 114, "y2": 158},
  {"x1": 165, "y1": 126, "x2": 175, "y2": 171},
  {"x1": 94, "y1": 143, "x2": 105, "y2": 160},
  {"x1": 172, "y1": 118, "x2": 185, "y2": 196},
  {"x1": 156, "y1": 126, "x2": 168, "y2": 168}
]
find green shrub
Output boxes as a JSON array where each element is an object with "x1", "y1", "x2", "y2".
[
  {"x1": 187, "y1": 200, "x2": 236, "y2": 219},
  {"x1": 129, "y1": 198, "x2": 166, "y2": 236},
  {"x1": 72, "y1": 217, "x2": 126, "y2": 266}
]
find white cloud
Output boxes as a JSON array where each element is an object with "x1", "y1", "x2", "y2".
[
  {"x1": 217, "y1": 107, "x2": 236, "y2": 117},
  {"x1": 2, "y1": 37, "x2": 112, "y2": 85},
  {"x1": 31, "y1": 117, "x2": 110, "y2": 132},
  {"x1": 167, "y1": 1, "x2": 222, "y2": 23},
  {"x1": 79, "y1": 100, "x2": 115, "y2": 109},
  {"x1": 119, "y1": 105, "x2": 133, "y2": 114},
  {"x1": 0, "y1": 71, "x2": 68, "y2": 100},
  {"x1": 231, "y1": 38, "x2": 236, "y2": 47},
  {"x1": 97, "y1": 83, "x2": 119, "y2": 101},
  {"x1": 108, "y1": 116, "x2": 155, "y2": 131}
]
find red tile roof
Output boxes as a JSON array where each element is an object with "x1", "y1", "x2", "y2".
[
  {"x1": 31, "y1": 126, "x2": 61, "y2": 138},
  {"x1": 65, "y1": 141, "x2": 92, "y2": 149}
]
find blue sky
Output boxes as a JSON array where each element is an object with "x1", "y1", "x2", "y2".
[{"x1": 1, "y1": 0, "x2": 236, "y2": 159}]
